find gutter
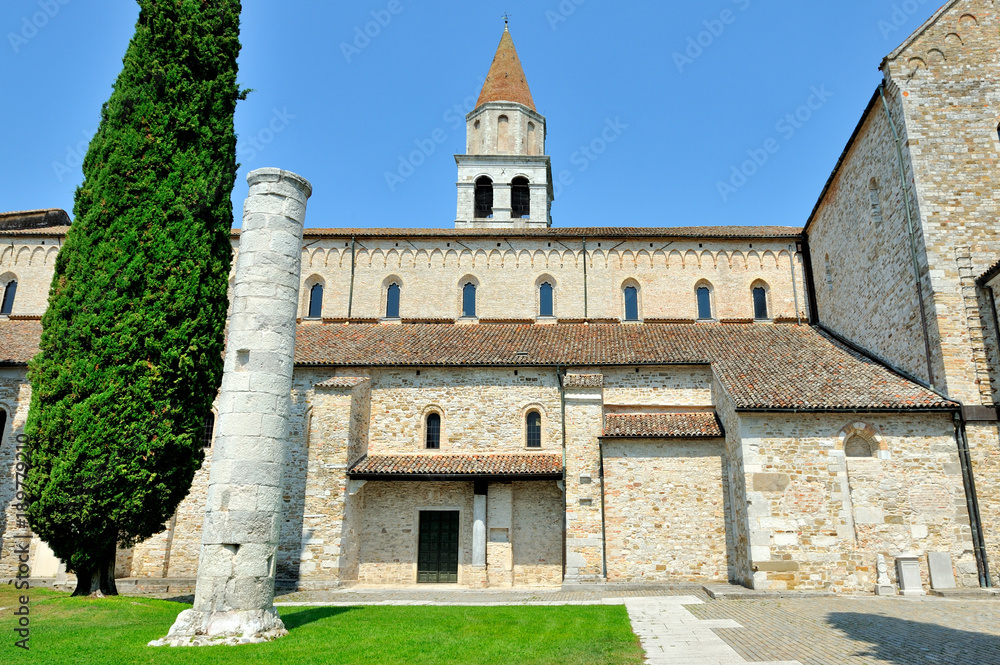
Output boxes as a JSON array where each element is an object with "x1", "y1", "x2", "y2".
[
  {"x1": 346, "y1": 236, "x2": 357, "y2": 318},
  {"x1": 582, "y1": 238, "x2": 589, "y2": 320},
  {"x1": 598, "y1": 437, "x2": 608, "y2": 581}
]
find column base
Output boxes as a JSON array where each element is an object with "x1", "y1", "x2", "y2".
[{"x1": 148, "y1": 607, "x2": 287, "y2": 647}]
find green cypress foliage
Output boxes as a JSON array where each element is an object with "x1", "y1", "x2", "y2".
[{"x1": 24, "y1": 0, "x2": 244, "y2": 595}]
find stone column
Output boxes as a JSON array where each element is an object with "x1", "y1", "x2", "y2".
[
  {"x1": 472, "y1": 493, "x2": 487, "y2": 567},
  {"x1": 151, "y1": 168, "x2": 311, "y2": 647}
]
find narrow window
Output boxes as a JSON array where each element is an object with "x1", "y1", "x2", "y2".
[
  {"x1": 426, "y1": 413, "x2": 441, "y2": 450},
  {"x1": 1, "y1": 280, "x2": 17, "y2": 315},
  {"x1": 475, "y1": 177, "x2": 494, "y2": 219},
  {"x1": 511, "y1": 177, "x2": 531, "y2": 219},
  {"x1": 308, "y1": 283, "x2": 324, "y2": 319},
  {"x1": 526, "y1": 411, "x2": 542, "y2": 448},
  {"x1": 463, "y1": 283, "x2": 477, "y2": 318},
  {"x1": 0, "y1": 409, "x2": 7, "y2": 447},
  {"x1": 869, "y1": 178, "x2": 883, "y2": 225},
  {"x1": 527, "y1": 122, "x2": 537, "y2": 155},
  {"x1": 624, "y1": 286, "x2": 639, "y2": 321},
  {"x1": 539, "y1": 282, "x2": 554, "y2": 317},
  {"x1": 845, "y1": 435, "x2": 874, "y2": 458},
  {"x1": 497, "y1": 115, "x2": 510, "y2": 152},
  {"x1": 386, "y1": 283, "x2": 401, "y2": 318},
  {"x1": 201, "y1": 413, "x2": 216, "y2": 448},
  {"x1": 697, "y1": 287, "x2": 712, "y2": 320},
  {"x1": 753, "y1": 287, "x2": 769, "y2": 320}
]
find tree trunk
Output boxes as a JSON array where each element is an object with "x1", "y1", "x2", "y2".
[{"x1": 71, "y1": 547, "x2": 118, "y2": 597}]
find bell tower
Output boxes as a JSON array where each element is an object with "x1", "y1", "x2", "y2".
[{"x1": 456, "y1": 23, "x2": 553, "y2": 228}]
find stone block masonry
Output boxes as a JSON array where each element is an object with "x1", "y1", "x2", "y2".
[{"x1": 151, "y1": 168, "x2": 312, "y2": 647}]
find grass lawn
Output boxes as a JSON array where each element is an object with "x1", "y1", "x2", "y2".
[{"x1": 0, "y1": 585, "x2": 644, "y2": 664}]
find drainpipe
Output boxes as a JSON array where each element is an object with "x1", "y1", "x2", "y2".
[
  {"x1": 598, "y1": 437, "x2": 608, "y2": 580},
  {"x1": 879, "y1": 83, "x2": 936, "y2": 389},
  {"x1": 788, "y1": 243, "x2": 802, "y2": 326},
  {"x1": 582, "y1": 238, "x2": 589, "y2": 321},
  {"x1": 953, "y1": 411, "x2": 991, "y2": 588},
  {"x1": 347, "y1": 236, "x2": 357, "y2": 319},
  {"x1": 557, "y1": 365, "x2": 568, "y2": 579}
]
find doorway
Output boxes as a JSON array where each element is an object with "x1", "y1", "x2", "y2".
[{"x1": 417, "y1": 510, "x2": 460, "y2": 583}]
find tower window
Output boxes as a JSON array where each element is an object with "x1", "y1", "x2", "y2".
[
  {"x1": 497, "y1": 115, "x2": 510, "y2": 152},
  {"x1": 475, "y1": 177, "x2": 494, "y2": 219},
  {"x1": 539, "y1": 282, "x2": 554, "y2": 317},
  {"x1": 697, "y1": 286, "x2": 712, "y2": 320},
  {"x1": 527, "y1": 122, "x2": 537, "y2": 155},
  {"x1": 308, "y1": 283, "x2": 324, "y2": 319},
  {"x1": 512, "y1": 177, "x2": 530, "y2": 219},
  {"x1": 426, "y1": 413, "x2": 441, "y2": 450},
  {"x1": 463, "y1": 282, "x2": 477, "y2": 318},
  {"x1": 752, "y1": 287, "x2": 769, "y2": 320},
  {"x1": 386, "y1": 283, "x2": 401, "y2": 318},
  {"x1": 201, "y1": 413, "x2": 216, "y2": 448},
  {"x1": 0, "y1": 280, "x2": 16, "y2": 315},
  {"x1": 869, "y1": 178, "x2": 883, "y2": 225},
  {"x1": 526, "y1": 411, "x2": 542, "y2": 448},
  {"x1": 624, "y1": 286, "x2": 639, "y2": 321}
]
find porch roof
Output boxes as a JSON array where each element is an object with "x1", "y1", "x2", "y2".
[{"x1": 348, "y1": 453, "x2": 563, "y2": 481}]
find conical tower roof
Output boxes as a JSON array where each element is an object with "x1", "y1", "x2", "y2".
[{"x1": 475, "y1": 25, "x2": 536, "y2": 112}]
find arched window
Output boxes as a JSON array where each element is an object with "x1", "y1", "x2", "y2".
[
  {"x1": 462, "y1": 283, "x2": 477, "y2": 318},
  {"x1": 845, "y1": 435, "x2": 875, "y2": 458},
  {"x1": 1, "y1": 280, "x2": 17, "y2": 315},
  {"x1": 426, "y1": 413, "x2": 441, "y2": 450},
  {"x1": 697, "y1": 286, "x2": 712, "y2": 320},
  {"x1": 526, "y1": 411, "x2": 542, "y2": 448},
  {"x1": 308, "y1": 283, "x2": 324, "y2": 319},
  {"x1": 497, "y1": 115, "x2": 510, "y2": 152},
  {"x1": 624, "y1": 285, "x2": 639, "y2": 321},
  {"x1": 869, "y1": 178, "x2": 883, "y2": 225},
  {"x1": 511, "y1": 177, "x2": 530, "y2": 219},
  {"x1": 527, "y1": 122, "x2": 537, "y2": 155},
  {"x1": 201, "y1": 413, "x2": 216, "y2": 448},
  {"x1": 386, "y1": 283, "x2": 401, "y2": 319},
  {"x1": 539, "y1": 282, "x2": 554, "y2": 317},
  {"x1": 475, "y1": 177, "x2": 494, "y2": 219},
  {"x1": 752, "y1": 287, "x2": 769, "y2": 320}
]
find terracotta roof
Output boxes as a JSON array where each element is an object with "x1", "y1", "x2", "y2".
[
  {"x1": 315, "y1": 377, "x2": 370, "y2": 389},
  {"x1": 603, "y1": 413, "x2": 724, "y2": 438},
  {"x1": 0, "y1": 320, "x2": 954, "y2": 411},
  {"x1": 0, "y1": 319, "x2": 41, "y2": 365},
  {"x1": 978, "y1": 258, "x2": 1000, "y2": 287},
  {"x1": 0, "y1": 209, "x2": 70, "y2": 232},
  {"x1": 349, "y1": 453, "x2": 562, "y2": 478},
  {"x1": 294, "y1": 323, "x2": 955, "y2": 411},
  {"x1": 476, "y1": 27, "x2": 536, "y2": 111}
]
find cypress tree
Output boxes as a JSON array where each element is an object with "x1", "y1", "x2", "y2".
[{"x1": 23, "y1": 0, "x2": 245, "y2": 596}]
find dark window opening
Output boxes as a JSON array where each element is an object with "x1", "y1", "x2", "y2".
[
  {"x1": 475, "y1": 177, "x2": 494, "y2": 219},
  {"x1": 697, "y1": 287, "x2": 712, "y2": 320},
  {"x1": 308, "y1": 283, "x2": 324, "y2": 319},
  {"x1": 624, "y1": 286, "x2": 639, "y2": 321},
  {"x1": 426, "y1": 413, "x2": 441, "y2": 450},
  {"x1": 463, "y1": 283, "x2": 477, "y2": 318},
  {"x1": 539, "y1": 282, "x2": 554, "y2": 317},
  {"x1": 753, "y1": 287, "x2": 769, "y2": 320},
  {"x1": 1, "y1": 280, "x2": 17, "y2": 315},
  {"x1": 201, "y1": 413, "x2": 216, "y2": 448},
  {"x1": 0, "y1": 409, "x2": 7, "y2": 447},
  {"x1": 512, "y1": 177, "x2": 530, "y2": 218},
  {"x1": 386, "y1": 283, "x2": 401, "y2": 318},
  {"x1": 526, "y1": 411, "x2": 542, "y2": 448}
]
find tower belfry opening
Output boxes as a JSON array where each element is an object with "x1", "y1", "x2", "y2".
[{"x1": 455, "y1": 25, "x2": 553, "y2": 229}]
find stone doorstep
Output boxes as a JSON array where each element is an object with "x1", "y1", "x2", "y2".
[
  {"x1": 928, "y1": 587, "x2": 1000, "y2": 599},
  {"x1": 703, "y1": 584, "x2": 836, "y2": 600}
]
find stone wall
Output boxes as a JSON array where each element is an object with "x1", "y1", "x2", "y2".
[
  {"x1": 604, "y1": 438, "x2": 729, "y2": 583},
  {"x1": 0, "y1": 370, "x2": 30, "y2": 579},
  {"x1": 511, "y1": 480, "x2": 563, "y2": 586},
  {"x1": 603, "y1": 365, "x2": 713, "y2": 408},
  {"x1": 966, "y1": 420, "x2": 1000, "y2": 585},
  {"x1": 713, "y1": 375, "x2": 752, "y2": 586},
  {"x1": 563, "y1": 374, "x2": 605, "y2": 582},
  {"x1": 0, "y1": 236, "x2": 60, "y2": 316}
]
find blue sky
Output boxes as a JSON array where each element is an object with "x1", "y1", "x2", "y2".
[{"x1": 1, "y1": 0, "x2": 940, "y2": 229}]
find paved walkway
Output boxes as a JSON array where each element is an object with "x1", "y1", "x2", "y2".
[{"x1": 625, "y1": 596, "x2": 801, "y2": 665}]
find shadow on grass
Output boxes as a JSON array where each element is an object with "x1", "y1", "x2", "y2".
[
  {"x1": 282, "y1": 606, "x2": 355, "y2": 631},
  {"x1": 827, "y1": 612, "x2": 1000, "y2": 665}
]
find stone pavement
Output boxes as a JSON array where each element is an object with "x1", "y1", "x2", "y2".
[{"x1": 625, "y1": 595, "x2": 801, "y2": 665}]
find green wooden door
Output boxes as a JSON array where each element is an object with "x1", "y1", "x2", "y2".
[{"x1": 417, "y1": 511, "x2": 460, "y2": 583}]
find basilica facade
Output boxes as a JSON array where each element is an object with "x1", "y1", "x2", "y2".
[{"x1": 3, "y1": 0, "x2": 1000, "y2": 594}]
